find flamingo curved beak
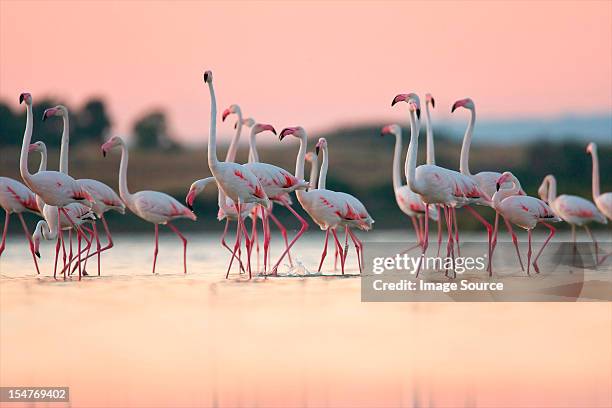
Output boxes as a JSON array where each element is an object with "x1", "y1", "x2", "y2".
[
  {"x1": 185, "y1": 189, "x2": 196, "y2": 210},
  {"x1": 496, "y1": 182, "x2": 501, "y2": 192},
  {"x1": 203, "y1": 70, "x2": 211, "y2": 83},
  {"x1": 42, "y1": 108, "x2": 58, "y2": 121},
  {"x1": 257, "y1": 124, "x2": 276, "y2": 135},
  {"x1": 279, "y1": 127, "x2": 296, "y2": 141},
  {"x1": 222, "y1": 108, "x2": 231, "y2": 122},
  {"x1": 430, "y1": 97, "x2": 435, "y2": 108},
  {"x1": 28, "y1": 143, "x2": 38, "y2": 153},
  {"x1": 416, "y1": 108, "x2": 421, "y2": 120},
  {"x1": 391, "y1": 94, "x2": 409, "y2": 107}
]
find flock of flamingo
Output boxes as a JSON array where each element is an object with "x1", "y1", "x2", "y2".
[{"x1": 0, "y1": 71, "x2": 610, "y2": 280}]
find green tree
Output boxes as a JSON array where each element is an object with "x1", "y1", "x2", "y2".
[
  {"x1": 75, "y1": 98, "x2": 111, "y2": 143},
  {"x1": 133, "y1": 110, "x2": 172, "y2": 149}
]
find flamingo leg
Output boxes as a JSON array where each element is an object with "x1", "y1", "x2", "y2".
[
  {"x1": 436, "y1": 207, "x2": 443, "y2": 257},
  {"x1": 584, "y1": 225, "x2": 600, "y2": 267},
  {"x1": 81, "y1": 228, "x2": 94, "y2": 276},
  {"x1": 221, "y1": 220, "x2": 245, "y2": 274},
  {"x1": 53, "y1": 230, "x2": 61, "y2": 279},
  {"x1": 77, "y1": 231, "x2": 82, "y2": 279},
  {"x1": 347, "y1": 227, "x2": 363, "y2": 273},
  {"x1": 269, "y1": 212, "x2": 294, "y2": 267},
  {"x1": 166, "y1": 222, "x2": 188, "y2": 274},
  {"x1": 342, "y1": 226, "x2": 349, "y2": 265},
  {"x1": 401, "y1": 215, "x2": 421, "y2": 255},
  {"x1": 0, "y1": 211, "x2": 9, "y2": 256},
  {"x1": 71, "y1": 226, "x2": 94, "y2": 276},
  {"x1": 262, "y1": 210, "x2": 270, "y2": 274},
  {"x1": 317, "y1": 229, "x2": 330, "y2": 272},
  {"x1": 443, "y1": 206, "x2": 456, "y2": 277},
  {"x1": 526, "y1": 229, "x2": 532, "y2": 276},
  {"x1": 503, "y1": 216, "x2": 524, "y2": 272},
  {"x1": 17, "y1": 213, "x2": 40, "y2": 274},
  {"x1": 68, "y1": 229, "x2": 73, "y2": 269},
  {"x1": 331, "y1": 228, "x2": 345, "y2": 274},
  {"x1": 464, "y1": 206, "x2": 492, "y2": 273},
  {"x1": 271, "y1": 202, "x2": 308, "y2": 275},
  {"x1": 250, "y1": 212, "x2": 260, "y2": 272},
  {"x1": 417, "y1": 216, "x2": 424, "y2": 247},
  {"x1": 226, "y1": 209, "x2": 243, "y2": 278},
  {"x1": 571, "y1": 224, "x2": 577, "y2": 265},
  {"x1": 61, "y1": 230, "x2": 67, "y2": 276},
  {"x1": 532, "y1": 222, "x2": 555, "y2": 274},
  {"x1": 453, "y1": 208, "x2": 461, "y2": 257},
  {"x1": 415, "y1": 205, "x2": 430, "y2": 277},
  {"x1": 93, "y1": 222, "x2": 102, "y2": 276},
  {"x1": 152, "y1": 224, "x2": 159, "y2": 274},
  {"x1": 239, "y1": 203, "x2": 252, "y2": 278}
]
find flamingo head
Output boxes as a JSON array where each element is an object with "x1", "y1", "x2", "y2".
[
  {"x1": 537, "y1": 175, "x2": 552, "y2": 202},
  {"x1": 586, "y1": 142, "x2": 597, "y2": 154},
  {"x1": 496, "y1": 171, "x2": 514, "y2": 191},
  {"x1": 32, "y1": 231, "x2": 41, "y2": 258},
  {"x1": 28, "y1": 141, "x2": 46, "y2": 153},
  {"x1": 19, "y1": 93, "x2": 32, "y2": 106},
  {"x1": 101, "y1": 136, "x2": 123, "y2": 157},
  {"x1": 315, "y1": 138, "x2": 327, "y2": 155},
  {"x1": 425, "y1": 93, "x2": 435, "y2": 108},
  {"x1": 391, "y1": 93, "x2": 421, "y2": 119},
  {"x1": 252, "y1": 123, "x2": 276, "y2": 135},
  {"x1": 203, "y1": 70, "x2": 213, "y2": 84},
  {"x1": 451, "y1": 98, "x2": 475, "y2": 113},
  {"x1": 42, "y1": 105, "x2": 67, "y2": 121},
  {"x1": 279, "y1": 126, "x2": 305, "y2": 141},
  {"x1": 185, "y1": 177, "x2": 216, "y2": 210},
  {"x1": 222, "y1": 104, "x2": 241, "y2": 122},
  {"x1": 381, "y1": 124, "x2": 401, "y2": 137}
]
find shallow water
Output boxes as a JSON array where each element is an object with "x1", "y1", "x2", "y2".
[{"x1": 1, "y1": 231, "x2": 611, "y2": 407}]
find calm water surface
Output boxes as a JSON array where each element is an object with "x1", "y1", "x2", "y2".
[{"x1": 1, "y1": 231, "x2": 610, "y2": 407}]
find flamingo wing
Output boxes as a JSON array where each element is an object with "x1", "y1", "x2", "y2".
[
  {"x1": 0, "y1": 177, "x2": 39, "y2": 214},
  {"x1": 133, "y1": 191, "x2": 196, "y2": 222}
]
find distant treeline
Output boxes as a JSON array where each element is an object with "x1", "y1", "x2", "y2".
[{"x1": 0, "y1": 98, "x2": 176, "y2": 150}]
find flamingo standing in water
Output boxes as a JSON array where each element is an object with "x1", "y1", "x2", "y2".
[
  {"x1": 0, "y1": 175, "x2": 41, "y2": 273},
  {"x1": 18, "y1": 93, "x2": 94, "y2": 279},
  {"x1": 381, "y1": 123, "x2": 439, "y2": 253},
  {"x1": 280, "y1": 126, "x2": 368, "y2": 275},
  {"x1": 538, "y1": 174, "x2": 607, "y2": 265},
  {"x1": 393, "y1": 93, "x2": 485, "y2": 277},
  {"x1": 102, "y1": 136, "x2": 196, "y2": 274},
  {"x1": 243, "y1": 123, "x2": 309, "y2": 274},
  {"x1": 314, "y1": 137, "x2": 373, "y2": 273},
  {"x1": 29, "y1": 140, "x2": 125, "y2": 275},
  {"x1": 493, "y1": 172, "x2": 560, "y2": 275},
  {"x1": 586, "y1": 142, "x2": 612, "y2": 221},
  {"x1": 202, "y1": 70, "x2": 270, "y2": 278}
]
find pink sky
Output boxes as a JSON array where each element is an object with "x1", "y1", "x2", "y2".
[{"x1": 1, "y1": 1, "x2": 611, "y2": 142}]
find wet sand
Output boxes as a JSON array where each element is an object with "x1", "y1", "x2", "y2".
[{"x1": 1, "y1": 232, "x2": 611, "y2": 407}]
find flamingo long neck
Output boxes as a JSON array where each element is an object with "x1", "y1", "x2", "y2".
[
  {"x1": 226, "y1": 112, "x2": 242, "y2": 163},
  {"x1": 295, "y1": 134, "x2": 307, "y2": 202},
  {"x1": 391, "y1": 130, "x2": 403, "y2": 191},
  {"x1": 19, "y1": 103, "x2": 34, "y2": 185},
  {"x1": 59, "y1": 113, "x2": 70, "y2": 174},
  {"x1": 590, "y1": 147, "x2": 601, "y2": 199},
  {"x1": 37, "y1": 219, "x2": 56, "y2": 240},
  {"x1": 546, "y1": 176, "x2": 557, "y2": 203},
  {"x1": 117, "y1": 141, "x2": 134, "y2": 204},
  {"x1": 425, "y1": 103, "x2": 435, "y2": 165},
  {"x1": 459, "y1": 108, "x2": 475, "y2": 176},
  {"x1": 207, "y1": 81, "x2": 220, "y2": 170},
  {"x1": 248, "y1": 128, "x2": 260, "y2": 164},
  {"x1": 318, "y1": 146, "x2": 328, "y2": 190},
  {"x1": 308, "y1": 156, "x2": 319, "y2": 191},
  {"x1": 38, "y1": 147, "x2": 47, "y2": 172},
  {"x1": 405, "y1": 110, "x2": 421, "y2": 194}
]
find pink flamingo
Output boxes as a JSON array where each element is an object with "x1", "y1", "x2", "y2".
[
  {"x1": 380, "y1": 124, "x2": 440, "y2": 254},
  {"x1": 243, "y1": 123, "x2": 309, "y2": 274},
  {"x1": 29, "y1": 140, "x2": 125, "y2": 275},
  {"x1": 493, "y1": 172, "x2": 560, "y2": 275},
  {"x1": 538, "y1": 174, "x2": 607, "y2": 265},
  {"x1": 586, "y1": 142, "x2": 612, "y2": 221},
  {"x1": 280, "y1": 126, "x2": 367, "y2": 275},
  {"x1": 101, "y1": 136, "x2": 196, "y2": 274},
  {"x1": 393, "y1": 93, "x2": 486, "y2": 277},
  {"x1": 0, "y1": 176, "x2": 41, "y2": 273},
  {"x1": 203, "y1": 70, "x2": 270, "y2": 278},
  {"x1": 314, "y1": 137, "x2": 373, "y2": 273},
  {"x1": 452, "y1": 97, "x2": 525, "y2": 273},
  {"x1": 19, "y1": 93, "x2": 94, "y2": 279}
]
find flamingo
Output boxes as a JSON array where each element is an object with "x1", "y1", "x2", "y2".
[
  {"x1": 19, "y1": 93, "x2": 94, "y2": 279},
  {"x1": 314, "y1": 137, "x2": 373, "y2": 273},
  {"x1": 202, "y1": 70, "x2": 270, "y2": 278},
  {"x1": 393, "y1": 93, "x2": 486, "y2": 277},
  {"x1": 493, "y1": 172, "x2": 560, "y2": 275},
  {"x1": 586, "y1": 142, "x2": 612, "y2": 220},
  {"x1": 380, "y1": 123, "x2": 440, "y2": 254},
  {"x1": 452, "y1": 97, "x2": 525, "y2": 272},
  {"x1": 304, "y1": 152, "x2": 319, "y2": 191},
  {"x1": 0, "y1": 175, "x2": 41, "y2": 274},
  {"x1": 243, "y1": 123, "x2": 309, "y2": 274},
  {"x1": 538, "y1": 174, "x2": 607, "y2": 265},
  {"x1": 279, "y1": 126, "x2": 368, "y2": 275},
  {"x1": 188, "y1": 104, "x2": 253, "y2": 274},
  {"x1": 101, "y1": 136, "x2": 196, "y2": 274}
]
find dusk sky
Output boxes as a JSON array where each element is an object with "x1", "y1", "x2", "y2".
[{"x1": 1, "y1": 1, "x2": 611, "y2": 143}]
